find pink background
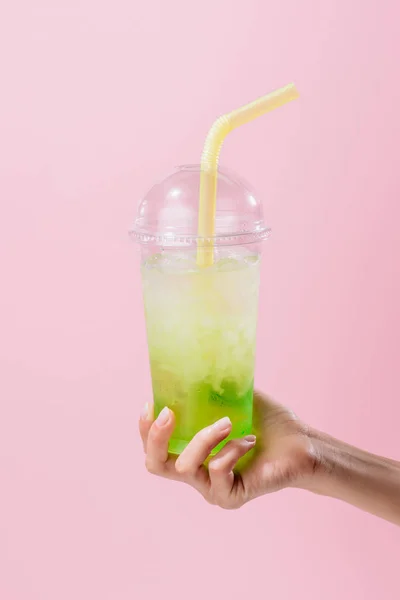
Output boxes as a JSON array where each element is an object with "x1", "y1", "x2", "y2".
[{"x1": 1, "y1": 1, "x2": 399, "y2": 598}]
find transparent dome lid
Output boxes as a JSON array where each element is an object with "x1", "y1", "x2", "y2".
[{"x1": 129, "y1": 164, "x2": 270, "y2": 247}]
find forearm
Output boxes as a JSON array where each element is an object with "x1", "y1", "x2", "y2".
[{"x1": 305, "y1": 430, "x2": 400, "y2": 526}]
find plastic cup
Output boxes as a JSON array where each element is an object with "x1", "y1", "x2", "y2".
[{"x1": 130, "y1": 164, "x2": 270, "y2": 454}]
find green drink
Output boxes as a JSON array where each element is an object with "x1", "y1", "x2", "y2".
[
  {"x1": 131, "y1": 165, "x2": 269, "y2": 454},
  {"x1": 130, "y1": 87, "x2": 298, "y2": 454},
  {"x1": 142, "y1": 251, "x2": 260, "y2": 454}
]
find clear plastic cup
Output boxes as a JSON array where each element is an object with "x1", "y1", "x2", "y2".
[{"x1": 130, "y1": 164, "x2": 270, "y2": 454}]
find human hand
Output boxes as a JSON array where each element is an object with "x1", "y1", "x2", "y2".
[{"x1": 139, "y1": 391, "x2": 318, "y2": 509}]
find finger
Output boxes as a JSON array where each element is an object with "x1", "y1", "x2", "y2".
[
  {"x1": 138, "y1": 402, "x2": 154, "y2": 452},
  {"x1": 175, "y1": 417, "x2": 232, "y2": 478},
  {"x1": 208, "y1": 435, "x2": 256, "y2": 497},
  {"x1": 145, "y1": 407, "x2": 175, "y2": 474}
]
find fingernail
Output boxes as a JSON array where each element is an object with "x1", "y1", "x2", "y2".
[
  {"x1": 212, "y1": 416, "x2": 231, "y2": 432},
  {"x1": 244, "y1": 435, "x2": 256, "y2": 444},
  {"x1": 156, "y1": 406, "x2": 170, "y2": 427},
  {"x1": 141, "y1": 402, "x2": 149, "y2": 420}
]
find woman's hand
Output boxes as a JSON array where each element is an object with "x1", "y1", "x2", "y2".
[{"x1": 139, "y1": 391, "x2": 318, "y2": 509}]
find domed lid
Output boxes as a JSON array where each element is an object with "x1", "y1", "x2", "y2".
[{"x1": 129, "y1": 164, "x2": 270, "y2": 246}]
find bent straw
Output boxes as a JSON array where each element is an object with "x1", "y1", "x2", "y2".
[{"x1": 197, "y1": 83, "x2": 299, "y2": 267}]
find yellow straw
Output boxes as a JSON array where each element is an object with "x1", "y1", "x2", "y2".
[{"x1": 197, "y1": 83, "x2": 299, "y2": 267}]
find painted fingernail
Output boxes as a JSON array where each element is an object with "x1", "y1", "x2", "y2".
[
  {"x1": 141, "y1": 402, "x2": 149, "y2": 420},
  {"x1": 156, "y1": 406, "x2": 170, "y2": 427},
  {"x1": 212, "y1": 417, "x2": 231, "y2": 432},
  {"x1": 244, "y1": 435, "x2": 256, "y2": 444}
]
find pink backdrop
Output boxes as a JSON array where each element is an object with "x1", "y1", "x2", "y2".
[{"x1": 1, "y1": 1, "x2": 399, "y2": 598}]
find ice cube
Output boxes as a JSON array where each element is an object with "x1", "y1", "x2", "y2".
[{"x1": 216, "y1": 257, "x2": 245, "y2": 272}]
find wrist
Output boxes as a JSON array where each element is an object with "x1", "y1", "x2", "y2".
[
  {"x1": 297, "y1": 427, "x2": 400, "y2": 525},
  {"x1": 296, "y1": 428, "x2": 346, "y2": 496}
]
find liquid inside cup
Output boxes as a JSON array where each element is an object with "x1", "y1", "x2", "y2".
[
  {"x1": 131, "y1": 165, "x2": 269, "y2": 454},
  {"x1": 142, "y1": 247, "x2": 260, "y2": 454}
]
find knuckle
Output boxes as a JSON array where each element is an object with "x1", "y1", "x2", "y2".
[
  {"x1": 208, "y1": 460, "x2": 224, "y2": 475},
  {"x1": 175, "y1": 459, "x2": 195, "y2": 477},
  {"x1": 174, "y1": 459, "x2": 185, "y2": 474},
  {"x1": 208, "y1": 486, "x2": 244, "y2": 510},
  {"x1": 205, "y1": 495, "x2": 217, "y2": 506},
  {"x1": 145, "y1": 457, "x2": 158, "y2": 475},
  {"x1": 210, "y1": 493, "x2": 229, "y2": 510},
  {"x1": 217, "y1": 497, "x2": 242, "y2": 510}
]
